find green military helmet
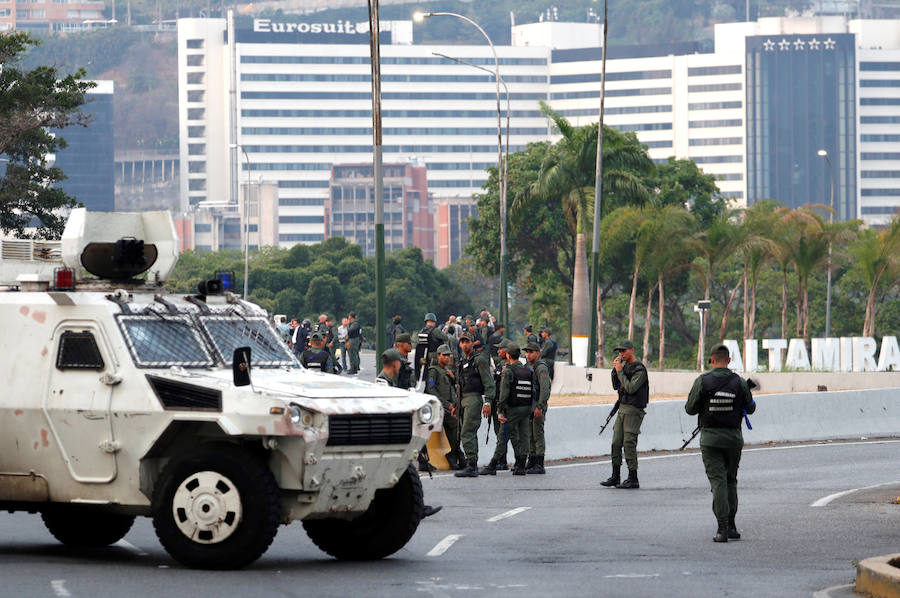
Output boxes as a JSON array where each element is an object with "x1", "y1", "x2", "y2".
[
  {"x1": 382, "y1": 348, "x2": 403, "y2": 363},
  {"x1": 424, "y1": 312, "x2": 437, "y2": 322},
  {"x1": 394, "y1": 332, "x2": 412, "y2": 344},
  {"x1": 310, "y1": 332, "x2": 322, "y2": 341},
  {"x1": 523, "y1": 341, "x2": 541, "y2": 352},
  {"x1": 436, "y1": 344, "x2": 452, "y2": 355}
]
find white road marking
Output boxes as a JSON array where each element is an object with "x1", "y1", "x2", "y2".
[
  {"x1": 426, "y1": 534, "x2": 464, "y2": 557},
  {"x1": 544, "y1": 439, "x2": 900, "y2": 470},
  {"x1": 50, "y1": 580, "x2": 71, "y2": 597},
  {"x1": 604, "y1": 574, "x2": 660, "y2": 579},
  {"x1": 114, "y1": 540, "x2": 149, "y2": 556},
  {"x1": 810, "y1": 479, "x2": 900, "y2": 507},
  {"x1": 486, "y1": 506, "x2": 531, "y2": 522},
  {"x1": 812, "y1": 582, "x2": 855, "y2": 597}
]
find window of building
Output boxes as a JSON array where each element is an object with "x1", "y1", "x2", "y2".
[
  {"x1": 688, "y1": 83, "x2": 742, "y2": 92},
  {"x1": 861, "y1": 206, "x2": 900, "y2": 214},
  {"x1": 691, "y1": 155, "x2": 743, "y2": 164},
  {"x1": 246, "y1": 163, "x2": 331, "y2": 171},
  {"x1": 861, "y1": 116, "x2": 900, "y2": 124},
  {"x1": 612, "y1": 122, "x2": 673, "y2": 131},
  {"x1": 242, "y1": 126, "x2": 547, "y2": 136},
  {"x1": 186, "y1": 54, "x2": 204, "y2": 67},
  {"x1": 188, "y1": 143, "x2": 205, "y2": 156},
  {"x1": 279, "y1": 234, "x2": 325, "y2": 242},
  {"x1": 188, "y1": 179, "x2": 207, "y2": 191},
  {"x1": 279, "y1": 198, "x2": 325, "y2": 206},
  {"x1": 187, "y1": 108, "x2": 205, "y2": 120},
  {"x1": 195, "y1": 223, "x2": 212, "y2": 233},
  {"x1": 278, "y1": 181, "x2": 329, "y2": 188},
  {"x1": 0, "y1": 9, "x2": 9, "y2": 16},
  {"x1": 862, "y1": 152, "x2": 900, "y2": 160},
  {"x1": 187, "y1": 126, "x2": 205, "y2": 138},
  {"x1": 689, "y1": 101, "x2": 742, "y2": 110},
  {"x1": 861, "y1": 134, "x2": 900, "y2": 142},
  {"x1": 689, "y1": 119, "x2": 742, "y2": 128},
  {"x1": 278, "y1": 216, "x2": 325, "y2": 224},
  {"x1": 688, "y1": 65, "x2": 742, "y2": 76},
  {"x1": 187, "y1": 72, "x2": 204, "y2": 85},
  {"x1": 862, "y1": 170, "x2": 900, "y2": 178},
  {"x1": 550, "y1": 70, "x2": 671, "y2": 84},
  {"x1": 860, "y1": 62, "x2": 900, "y2": 71},
  {"x1": 186, "y1": 39, "x2": 204, "y2": 49},
  {"x1": 716, "y1": 173, "x2": 744, "y2": 181},
  {"x1": 187, "y1": 90, "x2": 204, "y2": 103},
  {"x1": 242, "y1": 90, "x2": 545, "y2": 101},
  {"x1": 188, "y1": 161, "x2": 206, "y2": 173},
  {"x1": 861, "y1": 97, "x2": 900, "y2": 105},
  {"x1": 552, "y1": 88, "x2": 671, "y2": 100},
  {"x1": 689, "y1": 137, "x2": 743, "y2": 146},
  {"x1": 643, "y1": 140, "x2": 673, "y2": 148},
  {"x1": 861, "y1": 189, "x2": 900, "y2": 196},
  {"x1": 861, "y1": 80, "x2": 900, "y2": 87}
]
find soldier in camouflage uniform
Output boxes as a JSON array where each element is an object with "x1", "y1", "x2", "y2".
[
  {"x1": 493, "y1": 342, "x2": 532, "y2": 476},
  {"x1": 426, "y1": 344, "x2": 462, "y2": 470},
  {"x1": 524, "y1": 341, "x2": 551, "y2": 474}
]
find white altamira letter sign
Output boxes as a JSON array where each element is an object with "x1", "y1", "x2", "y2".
[{"x1": 721, "y1": 336, "x2": 900, "y2": 372}]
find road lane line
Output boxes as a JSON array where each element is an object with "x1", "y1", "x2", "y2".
[
  {"x1": 604, "y1": 574, "x2": 660, "y2": 579},
  {"x1": 544, "y1": 439, "x2": 900, "y2": 470},
  {"x1": 426, "y1": 534, "x2": 464, "y2": 557},
  {"x1": 50, "y1": 580, "x2": 71, "y2": 597},
  {"x1": 486, "y1": 506, "x2": 531, "y2": 522},
  {"x1": 812, "y1": 582, "x2": 855, "y2": 597},
  {"x1": 114, "y1": 540, "x2": 149, "y2": 556},
  {"x1": 810, "y1": 479, "x2": 900, "y2": 507}
]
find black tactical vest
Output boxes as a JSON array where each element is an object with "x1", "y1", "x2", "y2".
[
  {"x1": 459, "y1": 353, "x2": 485, "y2": 394},
  {"x1": 617, "y1": 361, "x2": 650, "y2": 409},
  {"x1": 699, "y1": 372, "x2": 745, "y2": 428},
  {"x1": 301, "y1": 349, "x2": 331, "y2": 372},
  {"x1": 418, "y1": 325, "x2": 442, "y2": 353},
  {"x1": 508, "y1": 364, "x2": 535, "y2": 407},
  {"x1": 397, "y1": 358, "x2": 414, "y2": 390}
]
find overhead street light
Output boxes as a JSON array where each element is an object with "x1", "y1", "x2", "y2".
[
  {"x1": 817, "y1": 148, "x2": 835, "y2": 338},
  {"x1": 414, "y1": 11, "x2": 508, "y2": 326}
]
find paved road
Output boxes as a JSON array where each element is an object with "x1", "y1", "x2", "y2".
[{"x1": 1, "y1": 439, "x2": 896, "y2": 598}]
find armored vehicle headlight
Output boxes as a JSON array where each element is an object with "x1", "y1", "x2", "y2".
[
  {"x1": 417, "y1": 403, "x2": 434, "y2": 424},
  {"x1": 289, "y1": 405, "x2": 303, "y2": 425}
]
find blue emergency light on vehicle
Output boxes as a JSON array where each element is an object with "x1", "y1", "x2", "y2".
[{"x1": 215, "y1": 271, "x2": 235, "y2": 291}]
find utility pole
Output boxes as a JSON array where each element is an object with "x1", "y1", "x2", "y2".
[{"x1": 368, "y1": 0, "x2": 386, "y2": 358}]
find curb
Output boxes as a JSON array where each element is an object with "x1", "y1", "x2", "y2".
[{"x1": 857, "y1": 554, "x2": 900, "y2": 598}]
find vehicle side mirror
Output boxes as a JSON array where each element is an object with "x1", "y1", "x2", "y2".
[{"x1": 233, "y1": 347, "x2": 251, "y2": 387}]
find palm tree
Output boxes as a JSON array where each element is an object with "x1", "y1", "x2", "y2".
[
  {"x1": 739, "y1": 200, "x2": 780, "y2": 339},
  {"x1": 690, "y1": 211, "x2": 742, "y2": 368},
  {"x1": 526, "y1": 101, "x2": 653, "y2": 360},
  {"x1": 776, "y1": 206, "x2": 832, "y2": 339},
  {"x1": 601, "y1": 205, "x2": 646, "y2": 338},
  {"x1": 851, "y1": 215, "x2": 900, "y2": 336}
]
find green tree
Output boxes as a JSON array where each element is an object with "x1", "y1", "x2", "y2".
[
  {"x1": 0, "y1": 33, "x2": 96, "y2": 238},
  {"x1": 305, "y1": 274, "x2": 344, "y2": 316},
  {"x1": 850, "y1": 215, "x2": 900, "y2": 336}
]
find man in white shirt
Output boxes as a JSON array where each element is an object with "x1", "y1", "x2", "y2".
[{"x1": 337, "y1": 317, "x2": 349, "y2": 372}]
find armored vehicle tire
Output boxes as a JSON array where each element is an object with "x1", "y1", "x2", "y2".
[
  {"x1": 303, "y1": 463, "x2": 424, "y2": 560},
  {"x1": 41, "y1": 506, "x2": 135, "y2": 547},
  {"x1": 151, "y1": 445, "x2": 281, "y2": 570}
]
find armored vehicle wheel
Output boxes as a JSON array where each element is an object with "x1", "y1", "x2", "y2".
[
  {"x1": 41, "y1": 506, "x2": 135, "y2": 547},
  {"x1": 151, "y1": 445, "x2": 281, "y2": 570},
  {"x1": 303, "y1": 463, "x2": 424, "y2": 560}
]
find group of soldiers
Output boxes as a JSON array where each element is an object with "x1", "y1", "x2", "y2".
[
  {"x1": 376, "y1": 312, "x2": 559, "y2": 478},
  {"x1": 596, "y1": 339, "x2": 757, "y2": 542},
  {"x1": 286, "y1": 312, "x2": 363, "y2": 374}
]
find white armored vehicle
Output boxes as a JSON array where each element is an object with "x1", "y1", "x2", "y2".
[{"x1": 0, "y1": 209, "x2": 441, "y2": 569}]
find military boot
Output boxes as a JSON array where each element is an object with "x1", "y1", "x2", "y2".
[
  {"x1": 524, "y1": 455, "x2": 535, "y2": 470},
  {"x1": 478, "y1": 459, "x2": 499, "y2": 476},
  {"x1": 454, "y1": 458, "x2": 479, "y2": 478},
  {"x1": 512, "y1": 455, "x2": 528, "y2": 476},
  {"x1": 714, "y1": 519, "x2": 729, "y2": 543},
  {"x1": 495, "y1": 460, "x2": 509, "y2": 471},
  {"x1": 727, "y1": 517, "x2": 741, "y2": 540},
  {"x1": 600, "y1": 465, "x2": 621, "y2": 487},
  {"x1": 526, "y1": 455, "x2": 546, "y2": 474},
  {"x1": 617, "y1": 470, "x2": 639, "y2": 489},
  {"x1": 444, "y1": 452, "x2": 460, "y2": 471}
]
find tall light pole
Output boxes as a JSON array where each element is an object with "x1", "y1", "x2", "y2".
[
  {"x1": 368, "y1": 0, "x2": 387, "y2": 358},
  {"x1": 817, "y1": 149, "x2": 835, "y2": 338},
  {"x1": 230, "y1": 143, "x2": 252, "y2": 300},
  {"x1": 414, "y1": 11, "x2": 507, "y2": 326},
  {"x1": 588, "y1": 0, "x2": 608, "y2": 368}
]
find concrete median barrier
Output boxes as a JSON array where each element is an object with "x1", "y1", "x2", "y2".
[{"x1": 856, "y1": 554, "x2": 900, "y2": 598}]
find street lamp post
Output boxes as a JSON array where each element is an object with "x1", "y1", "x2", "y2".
[
  {"x1": 230, "y1": 143, "x2": 252, "y2": 300},
  {"x1": 414, "y1": 11, "x2": 507, "y2": 326},
  {"x1": 817, "y1": 149, "x2": 835, "y2": 338},
  {"x1": 368, "y1": 0, "x2": 387, "y2": 358}
]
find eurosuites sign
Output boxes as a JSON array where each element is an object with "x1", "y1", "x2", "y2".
[
  {"x1": 234, "y1": 18, "x2": 393, "y2": 44},
  {"x1": 721, "y1": 337, "x2": 900, "y2": 372}
]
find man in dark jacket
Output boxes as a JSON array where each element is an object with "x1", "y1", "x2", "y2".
[{"x1": 600, "y1": 340, "x2": 649, "y2": 489}]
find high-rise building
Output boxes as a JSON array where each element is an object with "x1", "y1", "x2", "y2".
[
  {"x1": 178, "y1": 14, "x2": 900, "y2": 263},
  {"x1": 0, "y1": 1, "x2": 105, "y2": 33}
]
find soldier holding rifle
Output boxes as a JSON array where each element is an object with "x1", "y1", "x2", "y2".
[{"x1": 600, "y1": 340, "x2": 648, "y2": 489}]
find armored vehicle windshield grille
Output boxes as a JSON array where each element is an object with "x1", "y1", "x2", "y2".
[
  {"x1": 147, "y1": 375, "x2": 222, "y2": 411},
  {"x1": 118, "y1": 315, "x2": 214, "y2": 368},
  {"x1": 56, "y1": 331, "x2": 105, "y2": 370},
  {"x1": 327, "y1": 414, "x2": 412, "y2": 446},
  {"x1": 200, "y1": 316, "x2": 295, "y2": 367}
]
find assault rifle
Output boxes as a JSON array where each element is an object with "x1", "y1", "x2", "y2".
[
  {"x1": 598, "y1": 400, "x2": 620, "y2": 436},
  {"x1": 679, "y1": 377, "x2": 758, "y2": 450}
]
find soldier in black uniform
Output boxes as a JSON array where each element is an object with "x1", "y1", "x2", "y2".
[
  {"x1": 299, "y1": 333, "x2": 336, "y2": 373},
  {"x1": 600, "y1": 339, "x2": 649, "y2": 489},
  {"x1": 685, "y1": 343, "x2": 756, "y2": 543}
]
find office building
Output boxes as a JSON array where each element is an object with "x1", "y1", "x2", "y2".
[
  {"x1": 0, "y1": 1, "x2": 105, "y2": 32},
  {"x1": 178, "y1": 14, "x2": 900, "y2": 262}
]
